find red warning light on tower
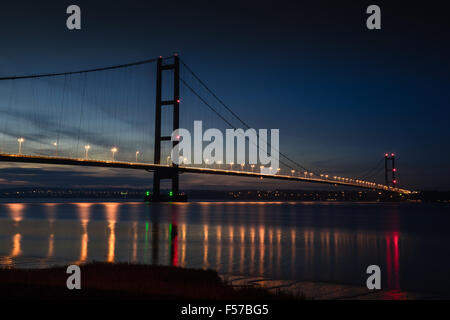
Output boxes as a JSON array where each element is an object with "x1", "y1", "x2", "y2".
[{"x1": 385, "y1": 153, "x2": 398, "y2": 186}]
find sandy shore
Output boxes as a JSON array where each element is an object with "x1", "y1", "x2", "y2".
[{"x1": 220, "y1": 275, "x2": 439, "y2": 300}]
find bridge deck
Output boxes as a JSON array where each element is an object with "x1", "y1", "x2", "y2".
[{"x1": 0, "y1": 153, "x2": 411, "y2": 194}]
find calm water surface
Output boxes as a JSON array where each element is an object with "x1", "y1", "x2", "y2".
[{"x1": 1, "y1": 200, "x2": 449, "y2": 296}]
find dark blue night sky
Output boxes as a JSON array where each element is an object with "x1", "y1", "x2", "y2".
[{"x1": 0, "y1": 0, "x2": 449, "y2": 190}]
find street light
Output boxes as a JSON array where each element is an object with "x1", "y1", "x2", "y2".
[
  {"x1": 291, "y1": 169, "x2": 295, "y2": 176},
  {"x1": 84, "y1": 145, "x2": 90, "y2": 159},
  {"x1": 111, "y1": 147, "x2": 118, "y2": 161},
  {"x1": 304, "y1": 171, "x2": 308, "y2": 178},
  {"x1": 217, "y1": 160, "x2": 222, "y2": 169},
  {"x1": 251, "y1": 164, "x2": 255, "y2": 172},
  {"x1": 167, "y1": 155, "x2": 171, "y2": 165},
  {"x1": 230, "y1": 162, "x2": 234, "y2": 171},
  {"x1": 53, "y1": 142, "x2": 58, "y2": 156},
  {"x1": 241, "y1": 163, "x2": 245, "y2": 171},
  {"x1": 135, "y1": 151, "x2": 140, "y2": 162},
  {"x1": 17, "y1": 138, "x2": 24, "y2": 155}
]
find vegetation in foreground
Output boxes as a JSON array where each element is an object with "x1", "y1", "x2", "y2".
[{"x1": 0, "y1": 262, "x2": 300, "y2": 300}]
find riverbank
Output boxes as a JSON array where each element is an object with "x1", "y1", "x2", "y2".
[
  {"x1": 0, "y1": 263, "x2": 300, "y2": 300},
  {"x1": 220, "y1": 275, "x2": 439, "y2": 300}
]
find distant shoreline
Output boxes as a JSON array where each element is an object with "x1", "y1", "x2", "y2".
[
  {"x1": 0, "y1": 197, "x2": 432, "y2": 204},
  {"x1": 1, "y1": 188, "x2": 448, "y2": 202},
  {"x1": 0, "y1": 198, "x2": 445, "y2": 204}
]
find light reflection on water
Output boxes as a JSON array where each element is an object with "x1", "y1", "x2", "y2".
[{"x1": 0, "y1": 201, "x2": 449, "y2": 296}]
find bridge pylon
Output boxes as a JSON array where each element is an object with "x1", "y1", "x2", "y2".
[
  {"x1": 384, "y1": 153, "x2": 397, "y2": 187},
  {"x1": 148, "y1": 55, "x2": 186, "y2": 202}
]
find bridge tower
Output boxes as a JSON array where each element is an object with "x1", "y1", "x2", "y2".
[
  {"x1": 384, "y1": 153, "x2": 397, "y2": 187},
  {"x1": 150, "y1": 55, "x2": 186, "y2": 202}
]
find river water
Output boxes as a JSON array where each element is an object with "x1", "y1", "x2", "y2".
[{"x1": 0, "y1": 200, "x2": 449, "y2": 297}]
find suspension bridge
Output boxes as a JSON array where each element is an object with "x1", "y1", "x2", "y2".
[{"x1": 0, "y1": 55, "x2": 412, "y2": 201}]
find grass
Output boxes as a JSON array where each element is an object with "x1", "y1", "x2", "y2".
[{"x1": 0, "y1": 262, "x2": 300, "y2": 300}]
